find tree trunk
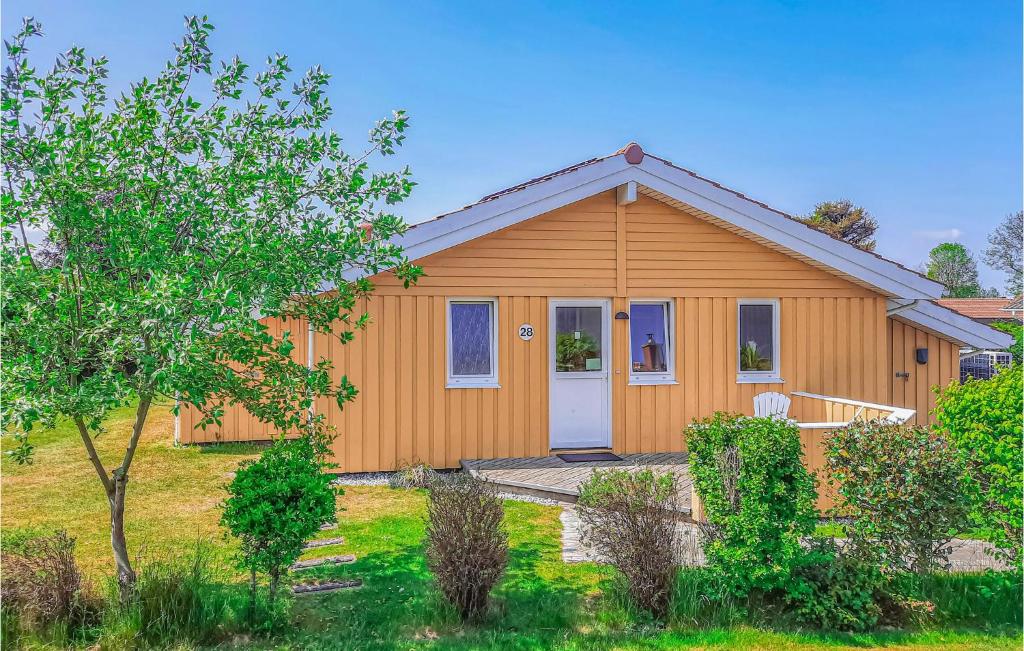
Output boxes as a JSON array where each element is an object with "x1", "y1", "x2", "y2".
[
  {"x1": 110, "y1": 470, "x2": 136, "y2": 600},
  {"x1": 269, "y1": 567, "x2": 280, "y2": 603}
]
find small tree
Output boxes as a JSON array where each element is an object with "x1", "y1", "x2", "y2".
[
  {"x1": 1, "y1": 17, "x2": 419, "y2": 595},
  {"x1": 798, "y1": 200, "x2": 879, "y2": 251},
  {"x1": 425, "y1": 474, "x2": 507, "y2": 621},
  {"x1": 576, "y1": 469, "x2": 682, "y2": 620},
  {"x1": 221, "y1": 435, "x2": 337, "y2": 601},
  {"x1": 825, "y1": 421, "x2": 969, "y2": 573},
  {"x1": 983, "y1": 211, "x2": 1023, "y2": 296},
  {"x1": 933, "y1": 365, "x2": 1023, "y2": 565},
  {"x1": 925, "y1": 243, "x2": 989, "y2": 298},
  {"x1": 686, "y1": 413, "x2": 818, "y2": 596}
]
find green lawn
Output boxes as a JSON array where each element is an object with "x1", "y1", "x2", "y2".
[{"x1": 2, "y1": 405, "x2": 1021, "y2": 650}]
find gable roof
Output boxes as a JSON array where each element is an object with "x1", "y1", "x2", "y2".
[
  {"x1": 397, "y1": 143, "x2": 940, "y2": 298},
  {"x1": 358, "y1": 143, "x2": 1012, "y2": 350}
]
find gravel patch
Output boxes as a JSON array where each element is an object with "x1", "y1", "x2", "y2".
[
  {"x1": 332, "y1": 472, "x2": 392, "y2": 486},
  {"x1": 497, "y1": 492, "x2": 560, "y2": 506}
]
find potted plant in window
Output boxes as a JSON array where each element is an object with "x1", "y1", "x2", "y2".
[
  {"x1": 740, "y1": 341, "x2": 772, "y2": 371},
  {"x1": 556, "y1": 332, "x2": 598, "y2": 371}
]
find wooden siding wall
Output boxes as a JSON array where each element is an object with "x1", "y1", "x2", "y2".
[
  {"x1": 887, "y1": 319, "x2": 960, "y2": 425},
  {"x1": 179, "y1": 190, "x2": 960, "y2": 471}
]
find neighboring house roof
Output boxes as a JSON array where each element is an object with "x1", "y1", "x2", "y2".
[
  {"x1": 936, "y1": 298, "x2": 1018, "y2": 321},
  {"x1": 350, "y1": 143, "x2": 1013, "y2": 350},
  {"x1": 1003, "y1": 297, "x2": 1023, "y2": 312}
]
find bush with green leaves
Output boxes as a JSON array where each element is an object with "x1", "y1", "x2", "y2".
[
  {"x1": 221, "y1": 435, "x2": 338, "y2": 602},
  {"x1": 933, "y1": 364, "x2": 1023, "y2": 565},
  {"x1": 425, "y1": 474, "x2": 507, "y2": 621},
  {"x1": 825, "y1": 420, "x2": 969, "y2": 574},
  {"x1": 577, "y1": 469, "x2": 683, "y2": 620},
  {"x1": 686, "y1": 413, "x2": 818, "y2": 597},
  {"x1": 786, "y1": 539, "x2": 885, "y2": 631}
]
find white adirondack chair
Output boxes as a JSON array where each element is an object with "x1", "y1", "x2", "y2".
[
  {"x1": 753, "y1": 391, "x2": 791, "y2": 419},
  {"x1": 883, "y1": 407, "x2": 916, "y2": 424}
]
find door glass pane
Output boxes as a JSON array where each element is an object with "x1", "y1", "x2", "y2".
[
  {"x1": 450, "y1": 302, "x2": 492, "y2": 376},
  {"x1": 630, "y1": 303, "x2": 668, "y2": 372},
  {"x1": 555, "y1": 306, "x2": 602, "y2": 372},
  {"x1": 739, "y1": 303, "x2": 775, "y2": 372}
]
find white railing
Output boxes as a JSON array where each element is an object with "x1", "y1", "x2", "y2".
[{"x1": 790, "y1": 391, "x2": 915, "y2": 429}]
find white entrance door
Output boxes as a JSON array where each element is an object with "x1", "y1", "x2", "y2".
[{"x1": 549, "y1": 299, "x2": 611, "y2": 449}]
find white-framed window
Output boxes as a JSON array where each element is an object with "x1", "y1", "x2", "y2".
[
  {"x1": 737, "y1": 298, "x2": 782, "y2": 383},
  {"x1": 446, "y1": 298, "x2": 499, "y2": 388},
  {"x1": 628, "y1": 300, "x2": 676, "y2": 385}
]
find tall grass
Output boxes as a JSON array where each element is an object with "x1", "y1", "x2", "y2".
[
  {"x1": 96, "y1": 539, "x2": 291, "y2": 648},
  {"x1": 901, "y1": 571, "x2": 1024, "y2": 629}
]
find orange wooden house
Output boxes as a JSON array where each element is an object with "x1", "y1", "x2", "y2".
[{"x1": 177, "y1": 144, "x2": 1012, "y2": 473}]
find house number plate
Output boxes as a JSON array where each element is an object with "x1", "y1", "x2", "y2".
[{"x1": 518, "y1": 324, "x2": 534, "y2": 341}]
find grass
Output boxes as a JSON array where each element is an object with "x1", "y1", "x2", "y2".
[{"x1": 2, "y1": 406, "x2": 1021, "y2": 650}]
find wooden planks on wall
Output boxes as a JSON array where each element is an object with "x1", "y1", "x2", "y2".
[{"x1": 887, "y1": 319, "x2": 960, "y2": 425}]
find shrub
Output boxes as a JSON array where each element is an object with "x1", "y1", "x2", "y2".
[
  {"x1": 577, "y1": 469, "x2": 683, "y2": 620},
  {"x1": 786, "y1": 539, "x2": 885, "y2": 631},
  {"x1": 992, "y1": 321, "x2": 1022, "y2": 363},
  {"x1": 933, "y1": 364, "x2": 1023, "y2": 565},
  {"x1": 425, "y1": 473, "x2": 508, "y2": 620},
  {"x1": 0, "y1": 530, "x2": 99, "y2": 637},
  {"x1": 686, "y1": 413, "x2": 818, "y2": 597},
  {"x1": 389, "y1": 462, "x2": 438, "y2": 489},
  {"x1": 221, "y1": 434, "x2": 338, "y2": 603},
  {"x1": 826, "y1": 420, "x2": 969, "y2": 574}
]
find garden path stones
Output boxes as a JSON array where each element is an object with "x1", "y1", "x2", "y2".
[
  {"x1": 319, "y1": 522, "x2": 338, "y2": 531},
  {"x1": 303, "y1": 536, "x2": 345, "y2": 550},
  {"x1": 293, "y1": 579, "x2": 362, "y2": 595},
  {"x1": 290, "y1": 554, "x2": 356, "y2": 570}
]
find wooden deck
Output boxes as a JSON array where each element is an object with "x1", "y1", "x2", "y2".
[{"x1": 461, "y1": 452, "x2": 692, "y2": 512}]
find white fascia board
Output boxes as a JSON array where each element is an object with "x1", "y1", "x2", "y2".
[
  {"x1": 889, "y1": 299, "x2": 1015, "y2": 349},
  {"x1": 338, "y1": 156, "x2": 634, "y2": 283},
  {"x1": 634, "y1": 158, "x2": 944, "y2": 299}
]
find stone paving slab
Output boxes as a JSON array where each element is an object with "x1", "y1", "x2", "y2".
[{"x1": 560, "y1": 505, "x2": 1008, "y2": 571}]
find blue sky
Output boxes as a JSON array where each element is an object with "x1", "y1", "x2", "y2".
[{"x1": 4, "y1": 1, "x2": 1021, "y2": 290}]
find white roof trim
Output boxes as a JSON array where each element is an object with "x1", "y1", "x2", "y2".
[
  {"x1": 889, "y1": 299, "x2": 1014, "y2": 350},
  {"x1": 634, "y1": 157, "x2": 942, "y2": 298},
  {"x1": 364, "y1": 153, "x2": 942, "y2": 299}
]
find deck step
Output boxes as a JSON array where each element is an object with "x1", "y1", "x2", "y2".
[{"x1": 460, "y1": 454, "x2": 693, "y2": 517}]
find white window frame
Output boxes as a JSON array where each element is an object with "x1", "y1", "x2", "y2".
[
  {"x1": 628, "y1": 299, "x2": 677, "y2": 385},
  {"x1": 446, "y1": 297, "x2": 499, "y2": 388},
  {"x1": 736, "y1": 298, "x2": 783, "y2": 384}
]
